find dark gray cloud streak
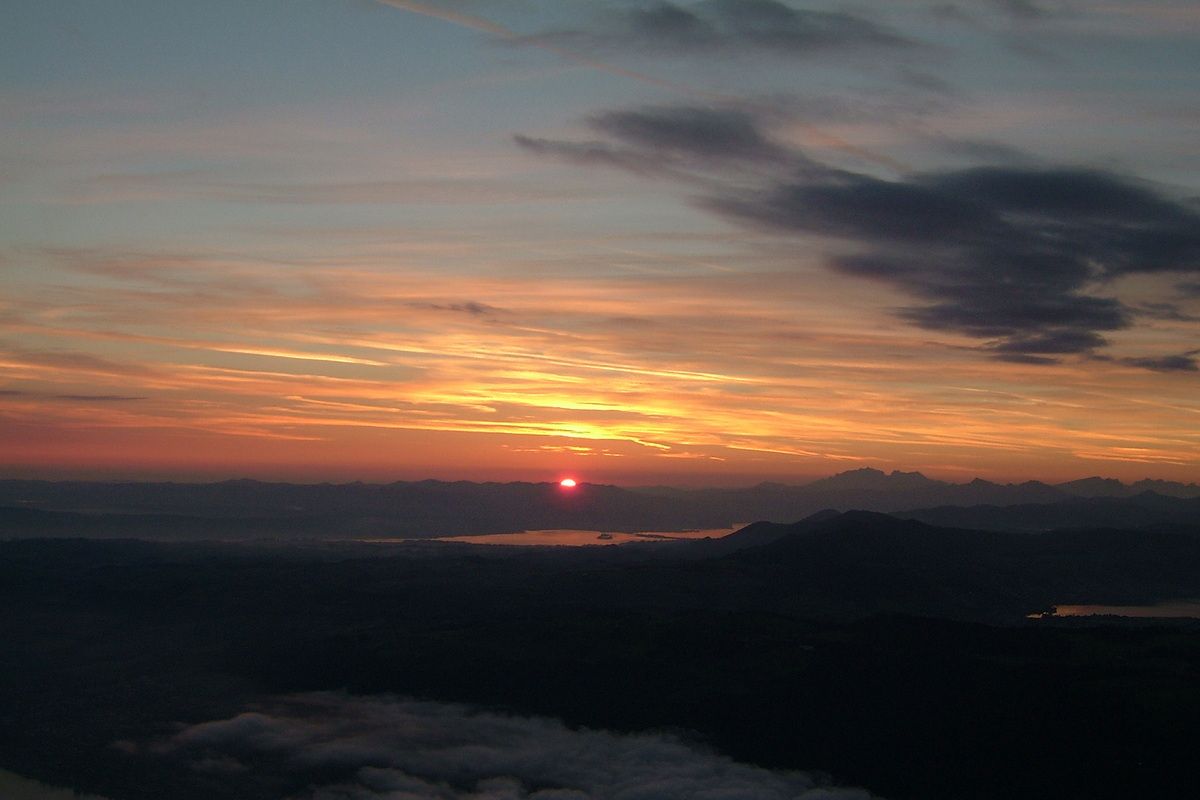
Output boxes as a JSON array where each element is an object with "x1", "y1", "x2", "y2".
[
  {"x1": 513, "y1": 135, "x2": 672, "y2": 177},
  {"x1": 150, "y1": 692, "x2": 874, "y2": 800},
  {"x1": 527, "y1": 0, "x2": 911, "y2": 56},
  {"x1": 986, "y1": 0, "x2": 1048, "y2": 18},
  {"x1": 1122, "y1": 354, "x2": 1199, "y2": 372},
  {"x1": 515, "y1": 106, "x2": 807, "y2": 180},
  {"x1": 591, "y1": 106, "x2": 794, "y2": 164},
  {"x1": 410, "y1": 300, "x2": 498, "y2": 316},
  {"x1": 0, "y1": 389, "x2": 147, "y2": 402},
  {"x1": 518, "y1": 105, "x2": 1200, "y2": 366},
  {"x1": 713, "y1": 166, "x2": 1200, "y2": 360},
  {"x1": 931, "y1": 1, "x2": 1054, "y2": 23}
]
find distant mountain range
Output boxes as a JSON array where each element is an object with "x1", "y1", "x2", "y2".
[
  {"x1": 784, "y1": 466, "x2": 1200, "y2": 500},
  {"x1": 1, "y1": 467, "x2": 1198, "y2": 540},
  {"x1": 898, "y1": 493, "x2": 1200, "y2": 532}
]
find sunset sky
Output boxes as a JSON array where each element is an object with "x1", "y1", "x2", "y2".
[{"x1": 3, "y1": 0, "x2": 1199, "y2": 485}]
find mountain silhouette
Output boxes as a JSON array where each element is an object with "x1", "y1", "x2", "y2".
[{"x1": 3, "y1": 471, "x2": 1199, "y2": 542}]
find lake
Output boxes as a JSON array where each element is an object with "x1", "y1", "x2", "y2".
[
  {"x1": 436, "y1": 526, "x2": 741, "y2": 547},
  {"x1": 1029, "y1": 600, "x2": 1200, "y2": 619}
]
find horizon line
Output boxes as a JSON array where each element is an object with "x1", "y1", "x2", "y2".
[{"x1": 2, "y1": 467, "x2": 1196, "y2": 491}]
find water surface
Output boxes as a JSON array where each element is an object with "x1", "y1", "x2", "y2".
[
  {"x1": 1029, "y1": 601, "x2": 1200, "y2": 619},
  {"x1": 437, "y1": 526, "x2": 741, "y2": 547}
]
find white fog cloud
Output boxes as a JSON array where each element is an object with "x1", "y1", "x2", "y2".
[{"x1": 155, "y1": 693, "x2": 877, "y2": 800}]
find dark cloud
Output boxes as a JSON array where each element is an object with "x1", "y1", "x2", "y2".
[
  {"x1": 1134, "y1": 302, "x2": 1199, "y2": 322},
  {"x1": 520, "y1": 104, "x2": 1200, "y2": 365},
  {"x1": 932, "y1": 1, "x2": 1054, "y2": 23},
  {"x1": 590, "y1": 106, "x2": 794, "y2": 165},
  {"x1": 513, "y1": 135, "x2": 668, "y2": 176},
  {"x1": 773, "y1": 92, "x2": 949, "y2": 125},
  {"x1": 515, "y1": 106, "x2": 803, "y2": 178},
  {"x1": 0, "y1": 344, "x2": 153, "y2": 377},
  {"x1": 710, "y1": 165, "x2": 1200, "y2": 360},
  {"x1": 411, "y1": 301, "x2": 498, "y2": 316},
  {"x1": 149, "y1": 693, "x2": 874, "y2": 800},
  {"x1": 929, "y1": 3, "x2": 973, "y2": 23},
  {"x1": 1122, "y1": 354, "x2": 1199, "y2": 373},
  {"x1": 991, "y1": 352, "x2": 1060, "y2": 365},
  {"x1": 988, "y1": 0, "x2": 1047, "y2": 18},
  {"x1": 986, "y1": 329, "x2": 1112, "y2": 356},
  {"x1": 75, "y1": 172, "x2": 585, "y2": 206},
  {"x1": 530, "y1": 0, "x2": 911, "y2": 57},
  {"x1": 0, "y1": 388, "x2": 146, "y2": 402},
  {"x1": 929, "y1": 136, "x2": 1035, "y2": 165},
  {"x1": 51, "y1": 394, "x2": 148, "y2": 402},
  {"x1": 895, "y1": 68, "x2": 957, "y2": 95}
]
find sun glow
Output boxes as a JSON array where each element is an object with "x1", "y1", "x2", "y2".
[{"x1": 559, "y1": 478, "x2": 577, "y2": 488}]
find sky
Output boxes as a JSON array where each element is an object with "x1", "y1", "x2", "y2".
[{"x1": 2, "y1": 0, "x2": 1199, "y2": 485}]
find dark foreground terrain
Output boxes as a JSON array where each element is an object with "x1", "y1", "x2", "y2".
[{"x1": 3, "y1": 511, "x2": 1200, "y2": 799}]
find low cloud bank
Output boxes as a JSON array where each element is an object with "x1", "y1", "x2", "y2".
[{"x1": 152, "y1": 692, "x2": 875, "y2": 800}]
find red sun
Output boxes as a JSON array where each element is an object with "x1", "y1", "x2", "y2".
[{"x1": 559, "y1": 478, "x2": 578, "y2": 488}]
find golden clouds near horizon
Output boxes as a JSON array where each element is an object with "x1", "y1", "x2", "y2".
[{"x1": 2, "y1": 250, "x2": 1197, "y2": 484}]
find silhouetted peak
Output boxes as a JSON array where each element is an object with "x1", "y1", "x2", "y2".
[
  {"x1": 1129, "y1": 489, "x2": 1171, "y2": 502},
  {"x1": 728, "y1": 510, "x2": 950, "y2": 562},
  {"x1": 798, "y1": 509, "x2": 928, "y2": 537},
  {"x1": 1128, "y1": 479, "x2": 1200, "y2": 498},
  {"x1": 1058, "y1": 476, "x2": 1128, "y2": 497},
  {"x1": 704, "y1": 519, "x2": 801, "y2": 555},
  {"x1": 806, "y1": 468, "x2": 938, "y2": 492},
  {"x1": 798, "y1": 508, "x2": 842, "y2": 524},
  {"x1": 832, "y1": 509, "x2": 919, "y2": 527},
  {"x1": 819, "y1": 467, "x2": 883, "y2": 480}
]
